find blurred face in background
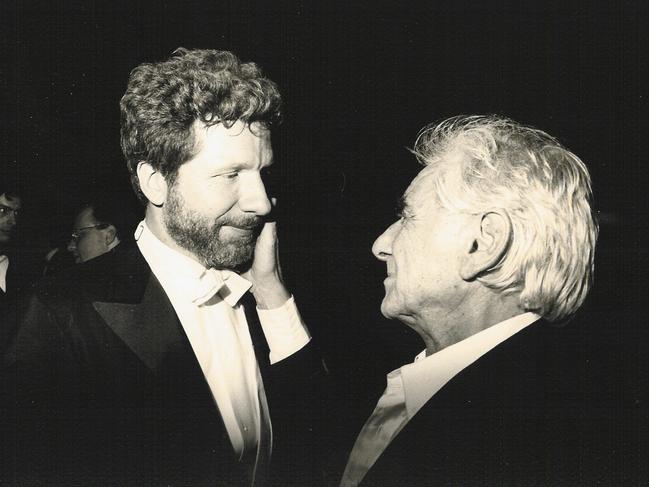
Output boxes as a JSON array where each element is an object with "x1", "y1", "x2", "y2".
[
  {"x1": 0, "y1": 193, "x2": 21, "y2": 249},
  {"x1": 67, "y1": 206, "x2": 117, "y2": 263}
]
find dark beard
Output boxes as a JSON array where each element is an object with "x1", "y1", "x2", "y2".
[{"x1": 163, "y1": 186, "x2": 262, "y2": 270}]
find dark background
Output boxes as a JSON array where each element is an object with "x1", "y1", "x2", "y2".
[{"x1": 2, "y1": 0, "x2": 648, "y2": 468}]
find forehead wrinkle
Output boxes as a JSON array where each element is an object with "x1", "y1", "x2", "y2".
[{"x1": 405, "y1": 171, "x2": 439, "y2": 212}]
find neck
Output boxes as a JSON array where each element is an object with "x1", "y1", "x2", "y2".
[{"x1": 414, "y1": 290, "x2": 524, "y2": 356}]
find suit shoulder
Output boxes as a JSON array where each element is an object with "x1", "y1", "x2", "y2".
[{"x1": 34, "y1": 242, "x2": 150, "y2": 305}]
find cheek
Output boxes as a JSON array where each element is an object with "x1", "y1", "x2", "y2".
[
  {"x1": 82, "y1": 235, "x2": 102, "y2": 252},
  {"x1": 394, "y1": 248, "x2": 433, "y2": 298},
  {"x1": 194, "y1": 185, "x2": 238, "y2": 217},
  {"x1": 77, "y1": 239, "x2": 92, "y2": 255}
]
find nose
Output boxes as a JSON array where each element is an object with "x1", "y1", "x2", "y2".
[
  {"x1": 372, "y1": 221, "x2": 399, "y2": 261},
  {"x1": 5, "y1": 212, "x2": 17, "y2": 227},
  {"x1": 239, "y1": 173, "x2": 272, "y2": 216}
]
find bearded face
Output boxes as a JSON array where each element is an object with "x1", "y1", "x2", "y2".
[
  {"x1": 158, "y1": 121, "x2": 273, "y2": 271},
  {"x1": 163, "y1": 181, "x2": 263, "y2": 270}
]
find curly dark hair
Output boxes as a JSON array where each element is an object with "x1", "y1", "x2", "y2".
[{"x1": 120, "y1": 48, "x2": 283, "y2": 204}]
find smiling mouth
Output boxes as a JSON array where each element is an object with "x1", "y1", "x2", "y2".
[{"x1": 223, "y1": 225, "x2": 257, "y2": 235}]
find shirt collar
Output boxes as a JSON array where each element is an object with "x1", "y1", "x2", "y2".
[
  {"x1": 400, "y1": 312, "x2": 540, "y2": 418},
  {"x1": 134, "y1": 220, "x2": 251, "y2": 307},
  {"x1": 0, "y1": 255, "x2": 8, "y2": 292}
]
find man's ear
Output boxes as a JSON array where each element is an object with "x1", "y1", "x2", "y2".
[
  {"x1": 460, "y1": 210, "x2": 512, "y2": 281},
  {"x1": 137, "y1": 161, "x2": 168, "y2": 206},
  {"x1": 104, "y1": 225, "x2": 118, "y2": 246}
]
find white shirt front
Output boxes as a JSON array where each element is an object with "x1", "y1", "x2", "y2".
[
  {"x1": 0, "y1": 255, "x2": 8, "y2": 292},
  {"x1": 134, "y1": 221, "x2": 311, "y2": 459},
  {"x1": 340, "y1": 312, "x2": 541, "y2": 487}
]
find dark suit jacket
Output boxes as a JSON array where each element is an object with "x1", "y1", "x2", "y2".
[
  {"x1": 3, "y1": 242, "x2": 323, "y2": 486},
  {"x1": 1, "y1": 250, "x2": 39, "y2": 352},
  {"x1": 355, "y1": 319, "x2": 620, "y2": 486}
]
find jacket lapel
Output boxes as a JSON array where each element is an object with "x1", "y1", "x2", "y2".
[{"x1": 92, "y1": 270, "x2": 188, "y2": 374}]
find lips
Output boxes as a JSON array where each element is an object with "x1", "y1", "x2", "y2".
[
  {"x1": 227, "y1": 225, "x2": 255, "y2": 231},
  {"x1": 222, "y1": 225, "x2": 258, "y2": 236}
]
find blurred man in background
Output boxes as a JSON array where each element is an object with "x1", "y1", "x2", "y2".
[
  {"x1": 66, "y1": 198, "x2": 133, "y2": 263},
  {"x1": 0, "y1": 185, "x2": 22, "y2": 300},
  {"x1": 0, "y1": 179, "x2": 33, "y2": 350}
]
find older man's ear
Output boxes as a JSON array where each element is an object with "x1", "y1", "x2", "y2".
[{"x1": 459, "y1": 210, "x2": 512, "y2": 281}]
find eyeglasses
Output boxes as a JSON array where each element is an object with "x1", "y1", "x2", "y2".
[
  {"x1": 0, "y1": 204, "x2": 20, "y2": 219},
  {"x1": 70, "y1": 223, "x2": 109, "y2": 242}
]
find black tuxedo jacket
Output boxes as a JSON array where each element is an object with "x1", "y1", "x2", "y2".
[
  {"x1": 3, "y1": 242, "x2": 323, "y2": 486},
  {"x1": 356, "y1": 319, "x2": 618, "y2": 486}
]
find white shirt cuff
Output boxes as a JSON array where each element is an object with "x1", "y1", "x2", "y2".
[{"x1": 256, "y1": 295, "x2": 311, "y2": 364}]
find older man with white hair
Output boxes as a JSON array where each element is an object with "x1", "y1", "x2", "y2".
[{"x1": 340, "y1": 115, "x2": 601, "y2": 486}]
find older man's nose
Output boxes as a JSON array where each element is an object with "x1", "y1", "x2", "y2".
[{"x1": 372, "y1": 222, "x2": 398, "y2": 261}]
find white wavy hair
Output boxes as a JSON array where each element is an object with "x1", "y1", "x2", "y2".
[{"x1": 411, "y1": 115, "x2": 598, "y2": 322}]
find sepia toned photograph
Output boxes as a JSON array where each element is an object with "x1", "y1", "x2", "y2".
[{"x1": 2, "y1": 1, "x2": 646, "y2": 485}]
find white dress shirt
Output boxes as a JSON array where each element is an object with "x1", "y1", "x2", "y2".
[
  {"x1": 0, "y1": 255, "x2": 8, "y2": 292},
  {"x1": 134, "y1": 221, "x2": 311, "y2": 461},
  {"x1": 340, "y1": 312, "x2": 540, "y2": 487}
]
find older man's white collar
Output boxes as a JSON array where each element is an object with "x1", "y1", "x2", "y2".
[
  {"x1": 134, "y1": 221, "x2": 252, "y2": 307},
  {"x1": 401, "y1": 312, "x2": 541, "y2": 418}
]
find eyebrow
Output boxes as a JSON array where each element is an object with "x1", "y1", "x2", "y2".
[
  {"x1": 395, "y1": 196, "x2": 406, "y2": 216},
  {"x1": 217, "y1": 158, "x2": 274, "y2": 172}
]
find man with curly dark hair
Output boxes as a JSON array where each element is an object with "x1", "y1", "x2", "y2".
[{"x1": 7, "y1": 49, "x2": 322, "y2": 487}]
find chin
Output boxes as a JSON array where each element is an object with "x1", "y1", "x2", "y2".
[
  {"x1": 381, "y1": 295, "x2": 414, "y2": 323},
  {"x1": 207, "y1": 244, "x2": 254, "y2": 271}
]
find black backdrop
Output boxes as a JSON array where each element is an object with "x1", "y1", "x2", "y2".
[{"x1": 2, "y1": 0, "x2": 648, "y2": 463}]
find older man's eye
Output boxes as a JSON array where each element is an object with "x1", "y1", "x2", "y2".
[{"x1": 222, "y1": 172, "x2": 239, "y2": 180}]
